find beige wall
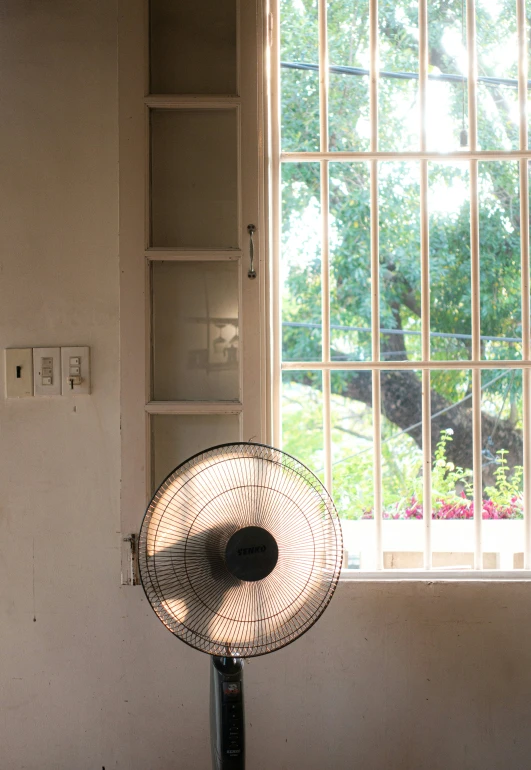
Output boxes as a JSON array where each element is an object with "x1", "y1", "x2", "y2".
[{"x1": 0, "y1": 2, "x2": 531, "y2": 768}]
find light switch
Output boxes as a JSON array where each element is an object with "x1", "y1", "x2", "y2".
[
  {"x1": 33, "y1": 348, "x2": 61, "y2": 396},
  {"x1": 61, "y1": 346, "x2": 90, "y2": 395},
  {"x1": 5, "y1": 348, "x2": 33, "y2": 398}
]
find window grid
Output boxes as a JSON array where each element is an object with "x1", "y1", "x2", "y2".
[{"x1": 272, "y1": 0, "x2": 531, "y2": 571}]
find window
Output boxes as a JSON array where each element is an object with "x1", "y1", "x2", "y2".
[{"x1": 271, "y1": 0, "x2": 531, "y2": 573}]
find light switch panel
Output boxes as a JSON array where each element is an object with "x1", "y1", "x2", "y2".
[
  {"x1": 61, "y1": 346, "x2": 90, "y2": 395},
  {"x1": 33, "y1": 347, "x2": 61, "y2": 396},
  {"x1": 5, "y1": 348, "x2": 33, "y2": 398}
]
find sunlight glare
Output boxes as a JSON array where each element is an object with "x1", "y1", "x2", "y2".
[
  {"x1": 442, "y1": 28, "x2": 467, "y2": 74},
  {"x1": 282, "y1": 194, "x2": 321, "y2": 274},
  {"x1": 430, "y1": 171, "x2": 468, "y2": 217}
]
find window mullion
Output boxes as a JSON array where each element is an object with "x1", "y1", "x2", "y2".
[
  {"x1": 369, "y1": 0, "x2": 382, "y2": 569},
  {"x1": 466, "y1": 0, "x2": 483, "y2": 569},
  {"x1": 282, "y1": 150, "x2": 531, "y2": 161},
  {"x1": 419, "y1": 0, "x2": 432, "y2": 569},
  {"x1": 318, "y1": 0, "x2": 332, "y2": 494},
  {"x1": 270, "y1": 0, "x2": 282, "y2": 447},
  {"x1": 517, "y1": 0, "x2": 531, "y2": 567}
]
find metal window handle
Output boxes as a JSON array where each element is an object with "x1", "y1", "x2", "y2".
[{"x1": 247, "y1": 224, "x2": 256, "y2": 279}]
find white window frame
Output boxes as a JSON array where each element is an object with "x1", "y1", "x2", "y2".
[{"x1": 268, "y1": 0, "x2": 531, "y2": 578}]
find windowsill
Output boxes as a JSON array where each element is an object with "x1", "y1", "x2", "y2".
[{"x1": 340, "y1": 569, "x2": 531, "y2": 581}]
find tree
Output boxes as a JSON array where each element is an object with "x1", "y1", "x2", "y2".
[{"x1": 280, "y1": 0, "x2": 524, "y2": 509}]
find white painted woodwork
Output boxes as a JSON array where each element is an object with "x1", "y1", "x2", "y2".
[
  {"x1": 151, "y1": 413, "x2": 240, "y2": 489},
  {"x1": 149, "y1": 0, "x2": 237, "y2": 95},
  {"x1": 152, "y1": 261, "x2": 240, "y2": 401},
  {"x1": 150, "y1": 108, "x2": 239, "y2": 248}
]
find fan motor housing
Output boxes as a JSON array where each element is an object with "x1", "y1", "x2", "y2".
[{"x1": 225, "y1": 526, "x2": 279, "y2": 582}]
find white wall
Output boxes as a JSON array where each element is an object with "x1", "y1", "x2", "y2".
[{"x1": 1, "y1": 3, "x2": 531, "y2": 769}]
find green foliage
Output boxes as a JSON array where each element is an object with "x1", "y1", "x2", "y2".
[
  {"x1": 431, "y1": 429, "x2": 471, "y2": 504},
  {"x1": 281, "y1": 0, "x2": 523, "y2": 377},
  {"x1": 280, "y1": 0, "x2": 524, "y2": 513},
  {"x1": 484, "y1": 449, "x2": 523, "y2": 506}
]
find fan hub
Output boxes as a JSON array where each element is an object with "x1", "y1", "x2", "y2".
[{"x1": 225, "y1": 526, "x2": 278, "y2": 582}]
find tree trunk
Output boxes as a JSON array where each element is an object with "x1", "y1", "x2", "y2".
[{"x1": 335, "y1": 370, "x2": 523, "y2": 481}]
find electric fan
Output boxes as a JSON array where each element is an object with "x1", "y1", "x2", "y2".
[{"x1": 139, "y1": 442, "x2": 342, "y2": 770}]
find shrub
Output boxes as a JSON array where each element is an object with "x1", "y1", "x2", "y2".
[{"x1": 360, "y1": 430, "x2": 523, "y2": 520}]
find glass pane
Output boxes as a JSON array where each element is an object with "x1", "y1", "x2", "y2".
[
  {"x1": 281, "y1": 0, "x2": 320, "y2": 152},
  {"x1": 330, "y1": 162, "x2": 371, "y2": 362},
  {"x1": 378, "y1": 0, "x2": 419, "y2": 151},
  {"x1": 281, "y1": 371, "x2": 323, "y2": 481},
  {"x1": 331, "y1": 371, "x2": 373, "y2": 519},
  {"x1": 427, "y1": 2, "x2": 469, "y2": 152},
  {"x1": 282, "y1": 162, "x2": 322, "y2": 362},
  {"x1": 481, "y1": 369, "x2": 524, "y2": 569},
  {"x1": 152, "y1": 261, "x2": 240, "y2": 401},
  {"x1": 430, "y1": 370, "x2": 475, "y2": 567},
  {"x1": 149, "y1": 0, "x2": 237, "y2": 95},
  {"x1": 331, "y1": 372, "x2": 373, "y2": 570},
  {"x1": 381, "y1": 370, "x2": 424, "y2": 566},
  {"x1": 328, "y1": 0, "x2": 370, "y2": 152},
  {"x1": 379, "y1": 162, "x2": 421, "y2": 361},
  {"x1": 152, "y1": 414, "x2": 240, "y2": 491},
  {"x1": 429, "y1": 162, "x2": 471, "y2": 360},
  {"x1": 476, "y1": 0, "x2": 518, "y2": 151},
  {"x1": 381, "y1": 369, "x2": 423, "y2": 514},
  {"x1": 479, "y1": 161, "x2": 521, "y2": 360},
  {"x1": 151, "y1": 110, "x2": 238, "y2": 248},
  {"x1": 481, "y1": 369, "x2": 523, "y2": 569}
]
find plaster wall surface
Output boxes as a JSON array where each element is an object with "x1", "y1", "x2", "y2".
[{"x1": 0, "y1": 3, "x2": 530, "y2": 769}]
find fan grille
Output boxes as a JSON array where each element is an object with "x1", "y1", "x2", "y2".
[{"x1": 139, "y1": 443, "x2": 343, "y2": 657}]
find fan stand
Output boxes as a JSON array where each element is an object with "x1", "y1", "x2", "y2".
[
  {"x1": 210, "y1": 656, "x2": 245, "y2": 769},
  {"x1": 209, "y1": 524, "x2": 279, "y2": 769}
]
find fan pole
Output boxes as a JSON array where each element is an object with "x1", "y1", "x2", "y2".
[{"x1": 210, "y1": 656, "x2": 245, "y2": 769}]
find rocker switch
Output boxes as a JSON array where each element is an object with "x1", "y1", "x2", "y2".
[
  {"x1": 60, "y1": 347, "x2": 90, "y2": 395},
  {"x1": 33, "y1": 348, "x2": 61, "y2": 396}
]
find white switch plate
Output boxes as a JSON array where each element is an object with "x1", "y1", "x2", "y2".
[
  {"x1": 5, "y1": 348, "x2": 33, "y2": 398},
  {"x1": 33, "y1": 347, "x2": 61, "y2": 396},
  {"x1": 61, "y1": 346, "x2": 90, "y2": 395}
]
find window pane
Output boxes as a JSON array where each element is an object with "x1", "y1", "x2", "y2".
[
  {"x1": 149, "y1": 0, "x2": 237, "y2": 95},
  {"x1": 281, "y1": 371, "x2": 324, "y2": 481},
  {"x1": 429, "y1": 162, "x2": 471, "y2": 360},
  {"x1": 330, "y1": 162, "x2": 371, "y2": 361},
  {"x1": 331, "y1": 371, "x2": 373, "y2": 570},
  {"x1": 476, "y1": 0, "x2": 518, "y2": 151},
  {"x1": 430, "y1": 370, "x2": 476, "y2": 567},
  {"x1": 150, "y1": 110, "x2": 238, "y2": 248},
  {"x1": 478, "y1": 161, "x2": 521, "y2": 360},
  {"x1": 378, "y1": 0, "x2": 419, "y2": 152},
  {"x1": 152, "y1": 414, "x2": 240, "y2": 491},
  {"x1": 281, "y1": 0, "x2": 320, "y2": 152},
  {"x1": 381, "y1": 370, "x2": 423, "y2": 567},
  {"x1": 282, "y1": 163, "x2": 322, "y2": 362},
  {"x1": 381, "y1": 369, "x2": 423, "y2": 505},
  {"x1": 379, "y1": 162, "x2": 421, "y2": 361},
  {"x1": 327, "y1": 0, "x2": 370, "y2": 152},
  {"x1": 334, "y1": 370, "x2": 425, "y2": 568},
  {"x1": 427, "y1": 2, "x2": 469, "y2": 152},
  {"x1": 481, "y1": 369, "x2": 523, "y2": 569},
  {"x1": 331, "y1": 371, "x2": 373, "y2": 519},
  {"x1": 152, "y1": 261, "x2": 240, "y2": 401}
]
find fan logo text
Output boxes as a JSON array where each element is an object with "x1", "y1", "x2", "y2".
[{"x1": 237, "y1": 546, "x2": 266, "y2": 556}]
